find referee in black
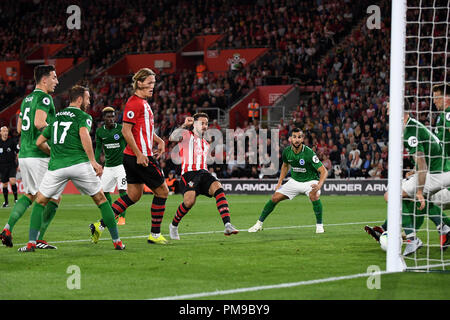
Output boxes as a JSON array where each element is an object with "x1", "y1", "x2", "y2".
[{"x1": 0, "y1": 126, "x2": 19, "y2": 207}]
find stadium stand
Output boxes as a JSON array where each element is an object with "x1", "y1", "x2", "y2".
[{"x1": 0, "y1": 0, "x2": 392, "y2": 179}]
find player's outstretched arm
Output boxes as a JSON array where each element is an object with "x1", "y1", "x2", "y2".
[{"x1": 169, "y1": 117, "x2": 194, "y2": 142}]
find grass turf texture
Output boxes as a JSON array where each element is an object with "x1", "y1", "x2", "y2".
[{"x1": 0, "y1": 194, "x2": 449, "y2": 300}]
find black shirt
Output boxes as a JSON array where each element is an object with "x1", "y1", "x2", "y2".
[{"x1": 0, "y1": 137, "x2": 18, "y2": 166}]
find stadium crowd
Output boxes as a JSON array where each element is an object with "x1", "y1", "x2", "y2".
[{"x1": 0, "y1": 0, "x2": 400, "y2": 180}]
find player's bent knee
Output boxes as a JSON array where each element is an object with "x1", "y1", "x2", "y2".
[
  {"x1": 35, "y1": 192, "x2": 50, "y2": 206},
  {"x1": 183, "y1": 191, "x2": 196, "y2": 208},
  {"x1": 91, "y1": 191, "x2": 107, "y2": 206},
  {"x1": 154, "y1": 183, "x2": 169, "y2": 198},
  {"x1": 209, "y1": 181, "x2": 222, "y2": 195},
  {"x1": 271, "y1": 192, "x2": 285, "y2": 203}
]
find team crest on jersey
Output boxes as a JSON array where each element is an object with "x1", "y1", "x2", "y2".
[
  {"x1": 42, "y1": 97, "x2": 50, "y2": 105},
  {"x1": 114, "y1": 134, "x2": 120, "y2": 140},
  {"x1": 299, "y1": 159, "x2": 305, "y2": 165},
  {"x1": 188, "y1": 181, "x2": 194, "y2": 187},
  {"x1": 127, "y1": 111, "x2": 135, "y2": 119},
  {"x1": 408, "y1": 136, "x2": 418, "y2": 147}
]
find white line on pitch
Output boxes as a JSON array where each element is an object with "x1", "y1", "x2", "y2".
[
  {"x1": 15, "y1": 220, "x2": 384, "y2": 245},
  {"x1": 150, "y1": 271, "x2": 394, "y2": 300}
]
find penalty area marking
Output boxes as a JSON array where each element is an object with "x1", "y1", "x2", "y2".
[{"x1": 150, "y1": 270, "x2": 394, "y2": 300}]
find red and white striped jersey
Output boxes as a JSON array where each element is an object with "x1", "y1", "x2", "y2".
[
  {"x1": 123, "y1": 95, "x2": 154, "y2": 157},
  {"x1": 179, "y1": 130, "x2": 209, "y2": 174}
]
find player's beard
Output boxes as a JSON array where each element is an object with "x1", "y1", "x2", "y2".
[{"x1": 292, "y1": 142, "x2": 302, "y2": 150}]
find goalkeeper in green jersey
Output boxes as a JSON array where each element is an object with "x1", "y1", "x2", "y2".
[
  {"x1": 365, "y1": 102, "x2": 450, "y2": 255},
  {"x1": 95, "y1": 107, "x2": 127, "y2": 225},
  {"x1": 0, "y1": 65, "x2": 60, "y2": 249},
  {"x1": 248, "y1": 128, "x2": 328, "y2": 234},
  {"x1": 18, "y1": 85, "x2": 124, "y2": 252}
]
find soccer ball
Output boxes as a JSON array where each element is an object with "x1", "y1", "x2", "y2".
[
  {"x1": 379, "y1": 232, "x2": 388, "y2": 251},
  {"x1": 379, "y1": 231, "x2": 403, "y2": 252}
]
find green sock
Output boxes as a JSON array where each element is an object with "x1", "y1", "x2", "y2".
[
  {"x1": 426, "y1": 203, "x2": 450, "y2": 227},
  {"x1": 311, "y1": 199, "x2": 323, "y2": 224},
  {"x1": 38, "y1": 201, "x2": 58, "y2": 240},
  {"x1": 382, "y1": 219, "x2": 387, "y2": 231},
  {"x1": 259, "y1": 200, "x2": 276, "y2": 222},
  {"x1": 99, "y1": 201, "x2": 119, "y2": 241},
  {"x1": 29, "y1": 203, "x2": 45, "y2": 242},
  {"x1": 402, "y1": 200, "x2": 416, "y2": 238},
  {"x1": 5, "y1": 196, "x2": 32, "y2": 232},
  {"x1": 104, "y1": 192, "x2": 112, "y2": 205},
  {"x1": 119, "y1": 191, "x2": 127, "y2": 218}
]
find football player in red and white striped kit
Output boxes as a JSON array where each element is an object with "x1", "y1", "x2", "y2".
[
  {"x1": 90, "y1": 68, "x2": 170, "y2": 245},
  {"x1": 168, "y1": 113, "x2": 238, "y2": 240}
]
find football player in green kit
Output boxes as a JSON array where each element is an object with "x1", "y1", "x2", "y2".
[
  {"x1": 95, "y1": 107, "x2": 128, "y2": 225},
  {"x1": 248, "y1": 128, "x2": 328, "y2": 234},
  {"x1": 0, "y1": 65, "x2": 60, "y2": 249},
  {"x1": 365, "y1": 101, "x2": 450, "y2": 255},
  {"x1": 18, "y1": 85, "x2": 124, "y2": 252}
]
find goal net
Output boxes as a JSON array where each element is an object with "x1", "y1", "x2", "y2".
[{"x1": 390, "y1": 0, "x2": 450, "y2": 271}]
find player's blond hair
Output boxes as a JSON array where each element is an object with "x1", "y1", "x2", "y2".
[{"x1": 132, "y1": 68, "x2": 156, "y2": 91}]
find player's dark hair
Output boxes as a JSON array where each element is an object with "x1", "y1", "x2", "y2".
[
  {"x1": 193, "y1": 113, "x2": 209, "y2": 121},
  {"x1": 432, "y1": 83, "x2": 450, "y2": 96},
  {"x1": 34, "y1": 65, "x2": 55, "y2": 84},
  {"x1": 68, "y1": 85, "x2": 89, "y2": 103},
  {"x1": 290, "y1": 127, "x2": 303, "y2": 137}
]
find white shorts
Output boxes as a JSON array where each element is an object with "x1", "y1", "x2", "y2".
[
  {"x1": 101, "y1": 164, "x2": 127, "y2": 193},
  {"x1": 277, "y1": 178, "x2": 321, "y2": 200},
  {"x1": 18, "y1": 157, "x2": 50, "y2": 196},
  {"x1": 402, "y1": 171, "x2": 450, "y2": 198},
  {"x1": 430, "y1": 188, "x2": 450, "y2": 210},
  {"x1": 39, "y1": 162, "x2": 102, "y2": 199}
]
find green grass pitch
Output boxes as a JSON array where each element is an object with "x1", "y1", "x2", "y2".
[{"x1": 0, "y1": 194, "x2": 448, "y2": 300}]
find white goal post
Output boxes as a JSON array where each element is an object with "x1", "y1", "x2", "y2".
[{"x1": 387, "y1": 0, "x2": 407, "y2": 272}]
